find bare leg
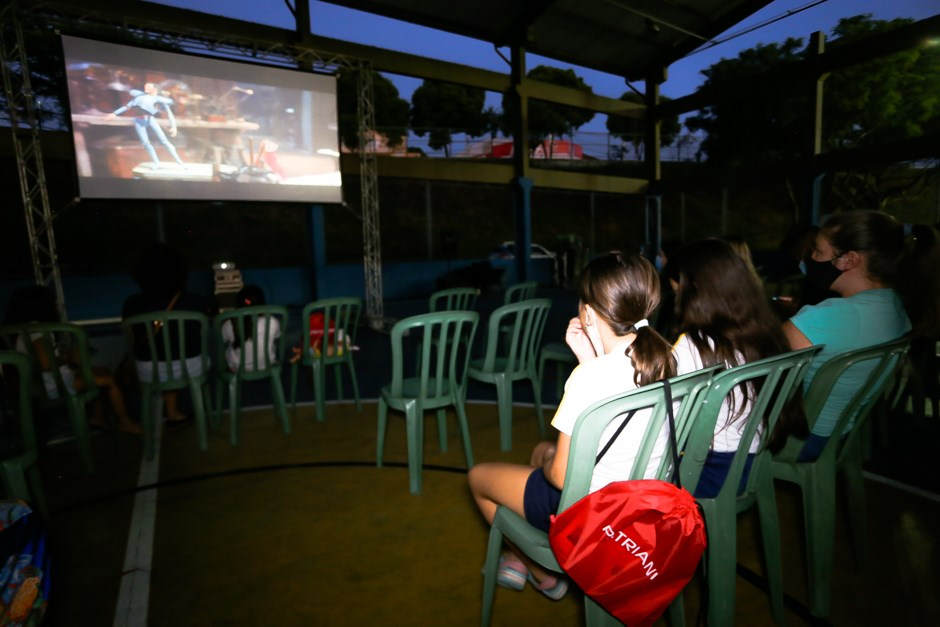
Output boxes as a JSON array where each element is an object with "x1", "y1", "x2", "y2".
[
  {"x1": 163, "y1": 391, "x2": 186, "y2": 421},
  {"x1": 90, "y1": 367, "x2": 141, "y2": 434},
  {"x1": 468, "y1": 461, "x2": 556, "y2": 583}
]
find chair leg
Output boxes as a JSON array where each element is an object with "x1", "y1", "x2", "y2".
[
  {"x1": 313, "y1": 362, "x2": 326, "y2": 422},
  {"x1": 213, "y1": 377, "x2": 224, "y2": 430},
  {"x1": 141, "y1": 386, "x2": 156, "y2": 461},
  {"x1": 493, "y1": 374, "x2": 513, "y2": 452},
  {"x1": 665, "y1": 591, "x2": 686, "y2": 627},
  {"x1": 69, "y1": 399, "x2": 95, "y2": 474},
  {"x1": 840, "y1": 444, "x2": 868, "y2": 571},
  {"x1": 480, "y1": 521, "x2": 505, "y2": 627},
  {"x1": 334, "y1": 364, "x2": 344, "y2": 402},
  {"x1": 530, "y1": 374, "x2": 546, "y2": 439},
  {"x1": 454, "y1": 400, "x2": 474, "y2": 468},
  {"x1": 228, "y1": 379, "x2": 240, "y2": 446},
  {"x1": 190, "y1": 380, "x2": 209, "y2": 452},
  {"x1": 404, "y1": 400, "x2": 423, "y2": 495},
  {"x1": 755, "y1": 471, "x2": 785, "y2": 624},
  {"x1": 584, "y1": 598, "x2": 622, "y2": 626},
  {"x1": 376, "y1": 398, "x2": 388, "y2": 467},
  {"x1": 700, "y1": 501, "x2": 738, "y2": 627},
  {"x1": 802, "y1": 467, "x2": 836, "y2": 617},
  {"x1": 271, "y1": 375, "x2": 291, "y2": 436},
  {"x1": 288, "y1": 361, "x2": 299, "y2": 414},
  {"x1": 436, "y1": 409, "x2": 448, "y2": 452},
  {"x1": 346, "y1": 358, "x2": 362, "y2": 412}
]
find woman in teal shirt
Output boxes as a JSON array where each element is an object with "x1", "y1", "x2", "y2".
[{"x1": 783, "y1": 211, "x2": 939, "y2": 461}]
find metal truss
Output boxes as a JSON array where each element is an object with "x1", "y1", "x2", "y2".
[
  {"x1": 2, "y1": 0, "x2": 384, "y2": 325},
  {"x1": 356, "y1": 67, "x2": 385, "y2": 328},
  {"x1": 0, "y1": 4, "x2": 65, "y2": 319}
]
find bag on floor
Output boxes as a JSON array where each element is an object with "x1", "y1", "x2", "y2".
[{"x1": 548, "y1": 381, "x2": 707, "y2": 627}]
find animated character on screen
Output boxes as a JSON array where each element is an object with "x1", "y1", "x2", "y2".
[{"x1": 107, "y1": 82, "x2": 185, "y2": 168}]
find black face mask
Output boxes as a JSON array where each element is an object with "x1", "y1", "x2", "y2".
[{"x1": 804, "y1": 257, "x2": 843, "y2": 292}]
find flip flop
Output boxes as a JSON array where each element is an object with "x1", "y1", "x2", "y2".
[
  {"x1": 527, "y1": 572, "x2": 568, "y2": 601},
  {"x1": 490, "y1": 555, "x2": 528, "y2": 591}
]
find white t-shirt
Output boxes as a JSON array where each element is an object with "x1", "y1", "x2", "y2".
[
  {"x1": 672, "y1": 333, "x2": 759, "y2": 454},
  {"x1": 550, "y1": 348, "x2": 666, "y2": 493},
  {"x1": 221, "y1": 316, "x2": 281, "y2": 372}
]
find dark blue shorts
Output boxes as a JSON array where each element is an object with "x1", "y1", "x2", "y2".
[
  {"x1": 523, "y1": 468, "x2": 562, "y2": 533},
  {"x1": 694, "y1": 450, "x2": 755, "y2": 499}
]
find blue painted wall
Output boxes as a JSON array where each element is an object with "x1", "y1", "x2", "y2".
[{"x1": 0, "y1": 258, "x2": 555, "y2": 321}]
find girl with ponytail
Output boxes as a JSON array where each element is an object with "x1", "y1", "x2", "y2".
[
  {"x1": 666, "y1": 238, "x2": 800, "y2": 497},
  {"x1": 469, "y1": 252, "x2": 676, "y2": 600}
]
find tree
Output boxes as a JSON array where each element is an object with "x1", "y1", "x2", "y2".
[
  {"x1": 409, "y1": 79, "x2": 487, "y2": 157},
  {"x1": 684, "y1": 15, "x2": 940, "y2": 210},
  {"x1": 605, "y1": 91, "x2": 681, "y2": 160},
  {"x1": 501, "y1": 65, "x2": 595, "y2": 156},
  {"x1": 683, "y1": 36, "x2": 809, "y2": 167},
  {"x1": 336, "y1": 68, "x2": 410, "y2": 151}
]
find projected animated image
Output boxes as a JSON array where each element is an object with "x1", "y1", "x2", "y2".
[{"x1": 63, "y1": 35, "x2": 342, "y2": 203}]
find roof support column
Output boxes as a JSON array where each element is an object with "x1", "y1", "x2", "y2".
[
  {"x1": 644, "y1": 68, "x2": 665, "y2": 262},
  {"x1": 509, "y1": 44, "x2": 532, "y2": 284},
  {"x1": 806, "y1": 31, "x2": 828, "y2": 225}
]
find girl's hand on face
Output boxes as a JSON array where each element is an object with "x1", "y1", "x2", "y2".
[{"x1": 566, "y1": 316, "x2": 598, "y2": 363}]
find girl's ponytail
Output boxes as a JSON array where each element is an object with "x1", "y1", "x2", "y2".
[{"x1": 627, "y1": 318, "x2": 677, "y2": 387}]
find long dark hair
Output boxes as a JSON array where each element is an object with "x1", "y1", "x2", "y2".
[
  {"x1": 667, "y1": 239, "x2": 803, "y2": 448},
  {"x1": 822, "y1": 210, "x2": 940, "y2": 338},
  {"x1": 578, "y1": 251, "x2": 676, "y2": 386}
]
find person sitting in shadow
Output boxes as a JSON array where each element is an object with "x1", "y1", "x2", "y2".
[
  {"x1": 121, "y1": 243, "x2": 210, "y2": 425},
  {"x1": 4, "y1": 285, "x2": 141, "y2": 434}
]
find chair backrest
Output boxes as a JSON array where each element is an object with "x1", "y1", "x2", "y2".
[
  {"x1": 0, "y1": 322, "x2": 96, "y2": 404},
  {"x1": 121, "y1": 310, "x2": 210, "y2": 385},
  {"x1": 558, "y1": 366, "x2": 722, "y2": 513},
  {"x1": 803, "y1": 336, "x2": 911, "y2": 464},
  {"x1": 477, "y1": 299, "x2": 551, "y2": 375},
  {"x1": 213, "y1": 305, "x2": 288, "y2": 377},
  {"x1": 0, "y1": 350, "x2": 37, "y2": 451},
  {"x1": 387, "y1": 311, "x2": 479, "y2": 402},
  {"x1": 429, "y1": 287, "x2": 479, "y2": 313},
  {"x1": 678, "y1": 345, "x2": 822, "y2": 499},
  {"x1": 503, "y1": 281, "x2": 537, "y2": 304},
  {"x1": 301, "y1": 297, "x2": 361, "y2": 362}
]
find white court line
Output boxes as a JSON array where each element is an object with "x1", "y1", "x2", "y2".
[
  {"x1": 114, "y1": 423, "x2": 162, "y2": 627},
  {"x1": 863, "y1": 470, "x2": 940, "y2": 504}
]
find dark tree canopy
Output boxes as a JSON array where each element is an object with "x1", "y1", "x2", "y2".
[
  {"x1": 410, "y1": 79, "x2": 487, "y2": 157},
  {"x1": 605, "y1": 91, "x2": 681, "y2": 160},
  {"x1": 337, "y1": 68, "x2": 410, "y2": 150},
  {"x1": 683, "y1": 14, "x2": 940, "y2": 211},
  {"x1": 501, "y1": 65, "x2": 595, "y2": 153}
]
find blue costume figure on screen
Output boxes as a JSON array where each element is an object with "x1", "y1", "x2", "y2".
[{"x1": 109, "y1": 82, "x2": 185, "y2": 168}]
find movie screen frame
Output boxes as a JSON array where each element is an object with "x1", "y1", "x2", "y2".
[{"x1": 61, "y1": 35, "x2": 343, "y2": 203}]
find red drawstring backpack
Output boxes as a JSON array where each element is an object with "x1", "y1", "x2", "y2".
[{"x1": 549, "y1": 380, "x2": 707, "y2": 627}]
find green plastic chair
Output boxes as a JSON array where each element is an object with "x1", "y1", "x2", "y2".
[
  {"x1": 503, "y1": 280, "x2": 537, "y2": 304},
  {"x1": 0, "y1": 350, "x2": 48, "y2": 518},
  {"x1": 121, "y1": 310, "x2": 213, "y2": 460},
  {"x1": 289, "y1": 297, "x2": 362, "y2": 421},
  {"x1": 537, "y1": 341, "x2": 577, "y2": 402},
  {"x1": 771, "y1": 336, "x2": 910, "y2": 617},
  {"x1": 376, "y1": 310, "x2": 479, "y2": 495},
  {"x1": 480, "y1": 366, "x2": 721, "y2": 627},
  {"x1": 213, "y1": 305, "x2": 291, "y2": 446},
  {"x1": 677, "y1": 345, "x2": 822, "y2": 626},
  {"x1": 468, "y1": 298, "x2": 551, "y2": 451},
  {"x1": 429, "y1": 287, "x2": 479, "y2": 312},
  {"x1": 0, "y1": 322, "x2": 100, "y2": 474}
]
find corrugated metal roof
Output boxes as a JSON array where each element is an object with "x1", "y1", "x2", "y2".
[{"x1": 321, "y1": 0, "x2": 774, "y2": 80}]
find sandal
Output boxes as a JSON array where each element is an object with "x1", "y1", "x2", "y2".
[
  {"x1": 494, "y1": 555, "x2": 528, "y2": 591},
  {"x1": 527, "y1": 572, "x2": 568, "y2": 601}
]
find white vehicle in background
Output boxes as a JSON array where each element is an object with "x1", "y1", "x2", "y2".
[{"x1": 489, "y1": 241, "x2": 559, "y2": 285}]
